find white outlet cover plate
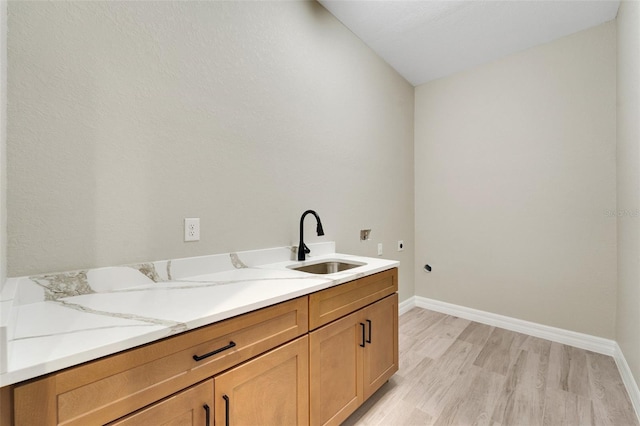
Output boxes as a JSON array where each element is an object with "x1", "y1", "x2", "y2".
[{"x1": 184, "y1": 218, "x2": 200, "y2": 242}]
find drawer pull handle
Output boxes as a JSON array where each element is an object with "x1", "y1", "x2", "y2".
[
  {"x1": 193, "y1": 341, "x2": 237, "y2": 361},
  {"x1": 366, "y1": 319, "x2": 372, "y2": 343},
  {"x1": 223, "y1": 394, "x2": 230, "y2": 426},
  {"x1": 203, "y1": 404, "x2": 211, "y2": 426},
  {"x1": 359, "y1": 323, "x2": 366, "y2": 347}
]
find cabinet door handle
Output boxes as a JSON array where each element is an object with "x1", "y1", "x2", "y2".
[
  {"x1": 366, "y1": 319, "x2": 372, "y2": 344},
  {"x1": 193, "y1": 341, "x2": 236, "y2": 361},
  {"x1": 360, "y1": 323, "x2": 366, "y2": 347},
  {"x1": 223, "y1": 394, "x2": 230, "y2": 426},
  {"x1": 203, "y1": 404, "x2": 211, "y2": 426}
]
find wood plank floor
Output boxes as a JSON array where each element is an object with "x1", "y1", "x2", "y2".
[{"x1": 343, "y1": 308, "x2": 639, "y2": 426}]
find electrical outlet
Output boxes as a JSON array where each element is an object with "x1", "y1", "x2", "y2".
[
  {"x1": 377, "y1": 243, "x2": 383, "y2": 256},
  {"x1": 397, "y1": 240, "x2": 404, "y2": 251},
  {"x1": 184, "y1": 218, "x2": 200, "y2": 242}
]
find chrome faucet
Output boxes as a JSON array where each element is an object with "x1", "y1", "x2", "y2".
[{"x1": 298, "y1": 210, "x2": 325, "y2": 261}]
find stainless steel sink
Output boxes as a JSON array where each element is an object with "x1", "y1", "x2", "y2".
[{"x1": 288, "y1": 260, "x2": 365, "y2": 274}]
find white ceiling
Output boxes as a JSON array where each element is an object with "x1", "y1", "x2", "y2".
[{"x1": 318, "y1": 0, "x2": 620, "y2": 86}]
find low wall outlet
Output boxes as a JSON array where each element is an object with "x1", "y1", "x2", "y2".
[
  {"x1": 377, "y1": 243, "x2": 383, "y2": 256},
  {"x1": 184, "y1": 218, "x2": 200, "y2": 242}
]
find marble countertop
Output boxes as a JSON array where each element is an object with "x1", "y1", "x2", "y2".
[{"x1": 0, "y1": 243, "x2": 398, "y2": 387}]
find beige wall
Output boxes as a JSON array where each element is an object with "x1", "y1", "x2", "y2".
[
  {"x1": 1, "y1": 1, "x2": 6, "y2": 293},
  {"x1": 616, "y1": 1, "x2": 640, "y2": 384},
  {"x1": 7, "y1": 1, "x2": 415, "y2": 301},
  {"x1": 414, "y1": 22, "x2": 617, "y2": 338}
]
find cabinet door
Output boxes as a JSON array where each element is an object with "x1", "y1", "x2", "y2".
[
  {"x1": 362, "y1": 294, "x2": 399, "y2": 400},
  {"x1": 309, "y1": 311, "x2": 363, "y2": 426},
  {"x1": 214, "y1": 336, "x2": 309, "y2": 426},
  {"x1": 108, "y1": 380, "x2": 213, "y2": 426}
]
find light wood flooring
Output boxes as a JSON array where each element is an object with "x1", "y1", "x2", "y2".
[{"x1": 343, "y1": 308, "x2": 639, "y2": 426}]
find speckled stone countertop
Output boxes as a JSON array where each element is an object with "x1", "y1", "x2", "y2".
[{"x1": 0, "y1": 242, "x2": 398, "y2": 387}]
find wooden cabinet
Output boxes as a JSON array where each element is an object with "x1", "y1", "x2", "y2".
[
  {"x1": 5, "y1": 268, "x2": 398, "y2": 426},
  {"x1": 110, "y1": 336, "x2": 309, "y2": 426},
  {"x1": 214, "y1": 336, "x2": 309, "y2": 426},
  {"x1": 108, "y1": 380, "x2": 213, "y2": 426},
  {"x1": 309, "y1": 293, "x2": 398, "y2": 426},
  {"x1": 12, "y1": 297, "x2": 308, "y2": 426}
]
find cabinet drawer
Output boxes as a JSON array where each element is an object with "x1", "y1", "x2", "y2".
[
  {"x1": 308, "y1": 268, "x2": 397, "y2": 330},
  {"x1": 14, "y1": 296, "x2": 308, "y2": 426}
]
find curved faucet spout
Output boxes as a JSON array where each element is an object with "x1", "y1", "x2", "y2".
[{"x1": 298, "y1": 210, "x2": 325, "y2": 261}]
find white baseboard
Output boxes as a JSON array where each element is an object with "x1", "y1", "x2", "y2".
[
  {"x1": 614, "y1": 343, "x2": 640, "y2": 421},
  {"x1": 399, "y1": 295, "x2": 640, "y2": 423},
  {"x1": 398, "y1": 296, "x2": 416, "y2": 316},
  {"x1": 410, "y1": 296, "x2": 616, "y2": 355}
]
